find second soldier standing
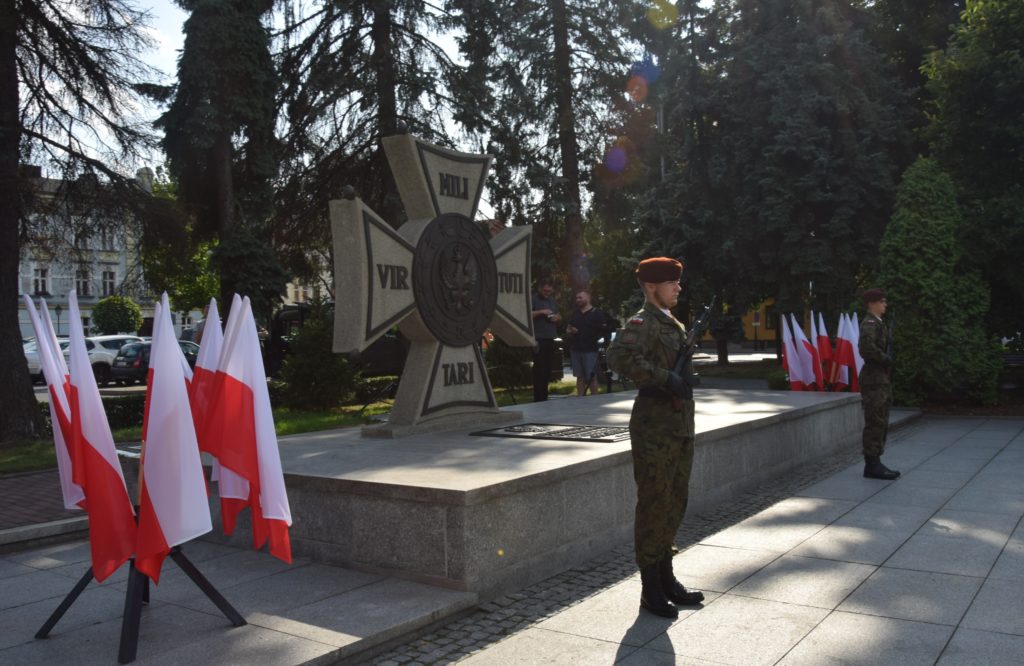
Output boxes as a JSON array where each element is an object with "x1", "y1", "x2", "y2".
[{"x1": 606, "y1": 257, "x2": 704, "y2": 619}]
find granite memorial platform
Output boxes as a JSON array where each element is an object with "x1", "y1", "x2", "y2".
[{"x1": 200, "y1": 388, "x2": 876, "y2": 601}]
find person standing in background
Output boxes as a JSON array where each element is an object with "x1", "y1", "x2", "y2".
[
  {"x1": 530, "y1": 278, "x2": 560, "y2": 402},
  {"x1": 566, "y1": 289, "x2": 610, "y2": 396},
  {"x1": 859, "y1": 289, "x2": 900, "y2": 480}
]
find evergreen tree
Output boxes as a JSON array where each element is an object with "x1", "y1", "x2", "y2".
[
  {"x1": 924, "y1": 0, "x2": 1024, "y2": 337},
  {"x1": 706, "y1": 0, "x2": 910, "y2": 315},
  {"x1": 157, "y1": 0, "x2": 283, "y2": 315},
  {"x1": 868, "y1": 0, "x2": 963, "y2": 154},
  {"x1": 878, "y1": 158, "x2": 1001, "y2": 405},
  {"x1": 451, "y1": 0, "x2": 646, "y2": 289},
  {"x1": 0, "y1": 0, "x2": 156, "y2": 444},
  {"x1": 273, "y1": 0, "x2": 470, "y2": 284}
]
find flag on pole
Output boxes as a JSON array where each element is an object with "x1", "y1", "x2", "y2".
[
  {"x1": 792, "y1": 313, "x2": 823, "y2": 390},
  {"x1": 816, "y1": 311, "x2": 833, "y2": 386},
  {"x1": 135, "y1": 294, "x2": 213, "y2": 582},
  {"x1": 851, "y1": 312, "x2": 865, "y2": 381},
  {"x1": 66, "y1": 291, "x2": 137, "y2": 582},
  {"x1": 23, "y1": 296, "x2": 84, "y2": 509},
  {"x1": 809, "y1": 311, "x2": 825, "y2": 390},
  {"x1": 190, "y1": 297, "x2": 222, "y2": 438},
  {"x1": 203, "y1": 297, "x2": 292, "y2": 563},
  {"x1": 780, "y1": 314, "x2": 806, "y2": 390},
  {"x1": 832, "y1": 314, "x2": 855, "y2": 392}
]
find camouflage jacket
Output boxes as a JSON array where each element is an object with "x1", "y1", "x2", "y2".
[
  {"x1": 606, "y1": 302, "x2": 687, "y2": 388},
  {"x1": 858, "y1": 313, "x2": 892, "y2": 386}
]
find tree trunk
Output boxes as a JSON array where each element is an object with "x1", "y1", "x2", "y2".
[
  {"x1": 0, "y1": 0, "x2": 44, "y2": 446},
  {"x1": 716, "y1": 338, "x2": 730, "y2": 365},
  {"x1": 213, "y1": 132, "x2": 236, "y2": 320},
  {"x1": 371, "y1": 4, "x2": 402, "y2": 227},
  {"x1": 550, "y1": 0, "x2": 586, "y2": 290}
]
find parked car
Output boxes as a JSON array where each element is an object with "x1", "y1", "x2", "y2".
[
  {"x1": 111, "y1": 340, "x2": 199, "y2": 384},
  {"x1": 80, "y1": 335, "x2": 144, "y2": 386},
  {"x1": 23, "y1": 338, "x2": 70, "y2": 383}
]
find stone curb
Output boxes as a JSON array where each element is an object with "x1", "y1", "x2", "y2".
[{"x1": 0, "y1": 515, "x2": 88, "y2": 550}]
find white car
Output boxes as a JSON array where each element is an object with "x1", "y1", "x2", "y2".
[
  {"x1": 24, "y1": 334, "x2": 143, "y2": 386},
  {"x1": 24, "y1": 338, "x2": 70, "y2": 383}
]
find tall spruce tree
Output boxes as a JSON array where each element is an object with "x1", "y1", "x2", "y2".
[
  {"x1": 878, "y1": 158, "x2": 1001, "y2": 405},
  {"x1": 0, "y1": 0, "x2": 156, "y2": 444},
  {"x1": 157, "y1": 0, "x2": 284, "y2": 318},
  {"x1": 273, "y1": 0, "x2": 470, "y2": 284},
  {"x1": 450, "y1": 0, "x2": 645, "y2": 289},
  {"x1": 710, "y1": 0, "x2": 910, "y2": 315},
  {"x1": 924, "y1": 0, "x2": 1024, "y2": 338}
]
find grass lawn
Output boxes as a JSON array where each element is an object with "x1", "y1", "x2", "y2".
[{"x1": 1, "y1": 400, "x2": 399, "y2": 475}]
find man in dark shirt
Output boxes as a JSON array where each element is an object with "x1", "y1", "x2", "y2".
[
  {"x1": 566, "y1": 289, "x2": 610, "y2": 396},
  {"x1": 530, "y1": 278, "x2": 561, "y2": 402}
]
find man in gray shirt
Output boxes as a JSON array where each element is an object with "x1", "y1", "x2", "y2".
[{"x1": 531, "y1": 278, "x2": 561, "y2": 401}]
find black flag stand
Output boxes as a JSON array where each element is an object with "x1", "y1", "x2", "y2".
[{"x1": 35, "y1": 544, "x2": 246, "y2": 664}]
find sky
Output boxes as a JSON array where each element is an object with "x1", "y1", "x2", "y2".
[{"x1": 142, "y1": 0, "x2": 188, "y2": 80}]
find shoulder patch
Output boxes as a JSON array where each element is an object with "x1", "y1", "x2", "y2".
[
  {"x1": 629, "y1": 316, "x2": 644, "y2": 325},
  {"x1": 620, "y1": 332, "x2": 639, "y2": 345}
]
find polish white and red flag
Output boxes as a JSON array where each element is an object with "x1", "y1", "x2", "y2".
[
  {"x1": 851, "y1": 312, "x2": 865, "y2": 381},
  {"x1": 203, "y1": 297, "x2": 292, "y2": 563},
  {"x1": 23, "y1": 296, "x2": 83, "y2": 509},
  {"x1": 791, "y1": 313, "x2": 823, "y2": 390},
  {"x1": 189, "y1": 297, "x2": 222, "y2": 440},
  {"x1": 135, "y1": 294, "x2": 213, "y2": 583},
  {"x1": 66, "y1": 291, "x2": 137, "y2": 581},
  {"x1": 780, "y1": 314, "x2": 806, "y2": 390},
  {"x1": 816, "y1": 311, "x2": 834, "y2": 386},
  {"x1": 832, "y1": 314, "x2": 855, "y2": 392}
]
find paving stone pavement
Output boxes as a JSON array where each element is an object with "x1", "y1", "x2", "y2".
[
  {"x1": 0, "y1": 469, "x2": 80, "y2": 530},
  {"x1": 370, "y1": 416, "x2": 1024, "y2": 665}
]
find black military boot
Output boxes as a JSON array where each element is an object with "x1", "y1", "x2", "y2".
[
  {"x1": 864, "y1": 455, "x2": 899, "y2": 480},
  {"x1": 658, "y1": 557, "x2": 705, "y2": 606},
  {"x1": 639, "y1": 564, "x2": 678, "y2": 618}
]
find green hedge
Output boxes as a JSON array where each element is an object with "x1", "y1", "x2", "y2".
[{"x1": 37, "y1": 393, "x2": 148, "y2": 436}]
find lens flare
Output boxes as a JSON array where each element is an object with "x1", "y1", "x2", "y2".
[
  {"x1": 627, "y1": 75, "x2": 648, "y2": 103},
  {"x1": 605, "y1": 146, "x2": 628, "y2": 174}
]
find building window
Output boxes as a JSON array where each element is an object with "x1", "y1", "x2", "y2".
[
  {"x1": 102, "y1": 269, "x2": 116, "y2": 296},
  {"x1": 74, "y1": 233, "x2": 89, "y2": 249},
  {"x1": 100, "y1": 228, "x2": 115, "y2": 251},
  {"x1": 76, "y1": 268, "x2": 91, "y2": 296},
  {"x1": 33, "y1": 268, "x2": 49, "y2": 295},
  {"x1": 80, "y1": 316, "x2": 91, "y2": 334}
]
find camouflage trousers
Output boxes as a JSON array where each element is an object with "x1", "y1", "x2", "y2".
[
  {"x1": 629, "y1": 394, "x2": 695, "y2": 568},
  {"x1": 861, "y1": 384, "x2": 892, "y2": 457}
]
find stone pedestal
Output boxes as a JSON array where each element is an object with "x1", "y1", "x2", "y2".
[{"x1": 193, "y1": 389, "x2": 882, "y2": 600}]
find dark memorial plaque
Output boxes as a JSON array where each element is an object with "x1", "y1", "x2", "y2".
[{"x1": 471, "y1": 423, "x2": 631, "y2": 443}]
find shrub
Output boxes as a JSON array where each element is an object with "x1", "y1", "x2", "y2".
[
  {"x1": 277, "y1": 300, "x2": 358, "y2": 410},
  {"x1": 91, "y1": 295, "x2": 143, "y2": 334},
  {"x1": 878, "y1": 158, "x2": 1002, "y2": 405},
  {"x1": 485, "y1": 336, "x2": 532, "y2": 391}
]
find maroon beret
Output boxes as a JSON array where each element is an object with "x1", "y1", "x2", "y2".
[
  {"x1": 862, "y1": 288, "x2": 887, "y2": 304},
  {"x1": 636, "y1": 257, "x2": 683, "y2": 283}
]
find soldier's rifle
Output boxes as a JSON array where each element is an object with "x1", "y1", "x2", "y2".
[{"x1": 669, "y1": 295, "x2": 717, "y2": 410}]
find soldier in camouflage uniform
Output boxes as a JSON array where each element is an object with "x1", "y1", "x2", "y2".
[
  {"x1": 606, "y1": 257, "x2": 704, "y2": 619},
  {"x1": 859, "y1": 289, "x2": 900, "y2": 480}
]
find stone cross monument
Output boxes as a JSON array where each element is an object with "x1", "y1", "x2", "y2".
[{"x1": 331, "y1": 134, "x2": 535, "y2": 436}]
